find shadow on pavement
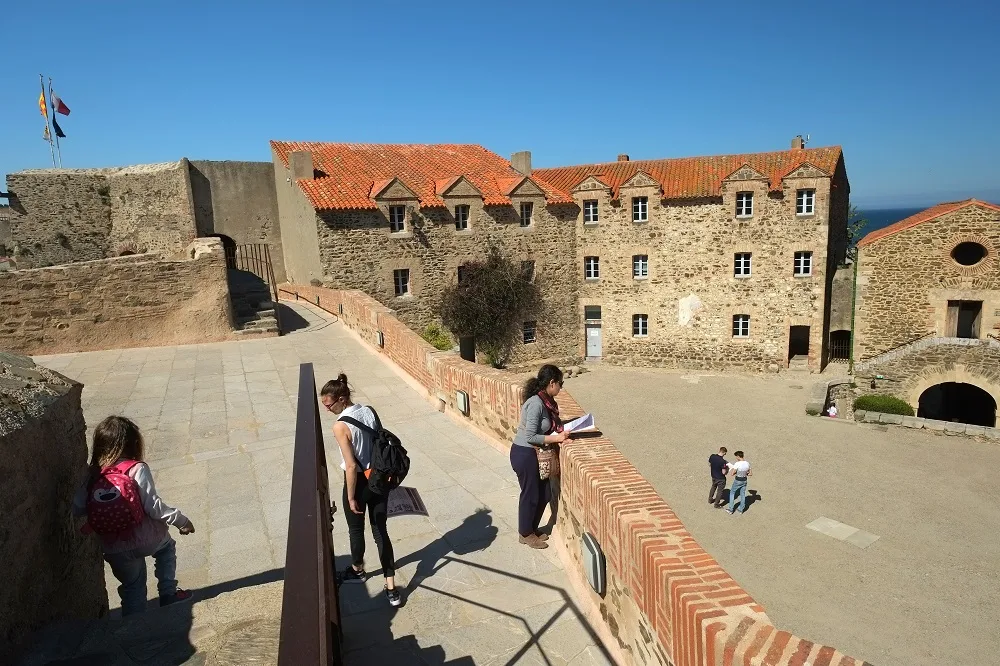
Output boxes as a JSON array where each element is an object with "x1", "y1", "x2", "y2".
[{"x1": 275, "y1": 302, "x2": 331, "y2": 333}]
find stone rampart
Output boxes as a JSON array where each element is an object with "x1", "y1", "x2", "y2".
[
  {"x1": 279, "y1": 282, "x2": 866, "y2": 666},
  {"x1": 0, "y1": 238, "x2": 234, "y2": 355},
  {"x1": 0, "y1": 352, "x2": 108, "y2": 660}
]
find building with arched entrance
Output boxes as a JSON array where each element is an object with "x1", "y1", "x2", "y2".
[{"x1": 853, "y1": 199, "x2": 1000, "y2": 426}]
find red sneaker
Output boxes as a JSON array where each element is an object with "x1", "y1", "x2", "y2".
[{"x1": 160, "y1": 589, "x2": 194, "y2": 607}]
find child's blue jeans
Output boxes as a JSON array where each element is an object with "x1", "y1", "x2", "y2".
[{"x1": 104, "y1": 536, "x2": 177, "y2": 615}]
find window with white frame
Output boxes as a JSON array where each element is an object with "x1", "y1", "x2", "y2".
[
  {"x1": 388, "y1": 205, "x2": 406, "y2": 233},
  {"x1": 523, "y1": 320, "x2": 537, "y2": 344},
  {"x1": 633, "y1": 254, "x2": 648, "y2": 279},
  {"x1": 632, "y1": 197, "x2": 648, "y2": 222},
  {"x1": 583, "y1": 200, "x2": 599, "y2": 224},
  {"x1": 584, "y1": 256, "x2": 600, "y2": 279},
  {"x1": 796, "y1": 189, "x2": 815, "y2": 215},
  {"x1": 794, "y1": 251, "x2": 813, "y2": 276},
  {"x1": 455, "y1": 204, "x2": 470, "y2": 230},
  {"x1": 519, "y1": 202, "x2": 533, "y2": 227},
  {"x1": 732, "y1": 314, "x2": 750, "y2": 338},
  {"x1": 734, "y1": 252, "x2": 752, "y2": 277},
  {"x1": 393, "y1": 268, "x2": 410, "y2": 296},
  {"x1": 521, "y1": 260, "x2": 535, "y2": 282},
  {"x1": 736, "y1": 192, "x2": 753, "y2": 217},
  {"x1": 632, "y1": 314, "x2": 648, "y2": 337}
]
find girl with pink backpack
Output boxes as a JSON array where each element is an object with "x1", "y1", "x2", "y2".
[{"x1": 72, "y1": 416, "x2": 196, "y2": 616}]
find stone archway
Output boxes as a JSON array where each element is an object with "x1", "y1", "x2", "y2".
[
  {"x1": 909, "y1": 368, "x2": 1000, "y2": 428},
  {"x1": 207, "y1": 233, "x2": 237, "y2": 268}
]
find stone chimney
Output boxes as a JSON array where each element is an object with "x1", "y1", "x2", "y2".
[
  {"x1": 511, "y1": 151, "x2": 532, "y2": 176},
  {"x1": 617, "y1": 154, "x2": 630, "y2": 162},
  {"x1": 791, "y1": 136, "x2": 805, "y2": 150},
  {"x1": 289, "y1": 150, "x2": 314, "y2": 181}
]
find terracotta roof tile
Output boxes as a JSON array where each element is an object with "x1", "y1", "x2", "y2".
[
  {"x1": 858, "y1": 198, "x2": 1000, "y2": 247},
  {"x1": 270, "y1": 141, "x2": 572, "y2": 210},
  {"x1": 532, "y1": 146, "x2": 843, "y2": 201}
]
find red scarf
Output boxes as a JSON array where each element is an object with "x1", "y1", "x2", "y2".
[{"x1": 537, "y1": 391, "x2": 564, "y2": 434}]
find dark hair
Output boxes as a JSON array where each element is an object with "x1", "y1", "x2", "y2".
[
  {"x1": 321, "y1": 373, "x2": 351, "y2": 402},
  {"x1": 719, "y1": 447, "x2": 727, "y2": 454},
  {"x1": 90, "y1": 416, "x2": 145, "y2": 478},
  {"x1": 522, "y1": 364, "x2": 563, "y2": 404},
  {"x1": 734, "y1": 450, "x2": 744, "y2": 458}
]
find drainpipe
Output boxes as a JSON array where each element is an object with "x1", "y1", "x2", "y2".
[{"x1": 848, "y1": 251, "x2": 859, "y2": 375}]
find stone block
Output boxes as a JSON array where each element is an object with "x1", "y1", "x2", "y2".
[
  {"x1": 944, "y1": 422, "x2": 965, "y2": 435},
  {"x1": 923, "y1": 419, "x2": 946, "y2": 431},
  {"x1": 964, "y1": 425, "x2": 986, "y2": 437},
  {"x1": 982, "y1": 427, "x2": 1000, "y2": 440},
  {"x1": 878, "y1": 413, "x2": 903, "y2": 425},
  {"x1": 862, "y1": 411, "x2": 881, "y2": 423},
  {"x1": 900, "y1": 416, "x2": 924, "y2": 429},
  {"x1": 853, "y1": 410, "x2": 866, "y2": 421}
]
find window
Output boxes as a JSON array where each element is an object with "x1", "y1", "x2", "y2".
[
  {"x1": 457, "y1": 264, "x2": 468, "y2": 285},
  {"x1": 454, "y1": 205, "x2": 470, "y2": 230},
  {"x1": 732, "y1": 314, "x2": 750, "y2": 338},
  {"x1": 736, "y1": 192, "x2": 753, "y2": 217},
  {"x1": 523, "y1": 320, "x2": 537, "y2": 344},
  {"x1": 388, "y1": 205, "x2": 406, "y2": 233},
  {"x1": 521, "y1": 260, "x2": 535, "y2": 282},
  {"x1": 632, "y1": 197, "x2": 648, "y2": 222},
  {"x1": 632, "y1": 254, "x2": 648, "y2": 279},
  {"x1": 734, "y1": 252, "x2": 752, "y2": 277},
  {"x1": 793, "y1": 251, "x2": 813, "y2": 276},
  {"x1": 584, "y1": 256, "x2": 600, "y2": 279},
  {"x1": 952, "y1": 242, "x2": 987, "y2": 266},
  {"x1": 584, "y1": 305, "x2": 602, "y2": 321},
  {"x1": 392, "y1": 269, "x2": 410, "y2": 296},
  {"x1": 796, "y1": 189, "x2": 815, "y2": 215},
  {"x1": 583, "y1": 200, "x2": 599, "y2": 224},
  {"x1": 519, "y1": 202, "x2": 533, "y2": 227},
  {"x1": 632, "y1": 314, "x2": 648, "y2": 337}
]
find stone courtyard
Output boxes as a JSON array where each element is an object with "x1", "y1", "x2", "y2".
[
  {"x1": 24, "y1": 302, "x2": 613, "y2": 666},
  {"x1": 566, "y1": 366, "x2": 1000, "y2": 666}
]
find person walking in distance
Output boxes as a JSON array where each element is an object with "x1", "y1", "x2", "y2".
[
  {"x1": 510, "y1": 364, "x2": 569, "y2": 549},
  {"x1": 321, "y1": 374, "x2": 401, "y2": 608},
  {"x1": 708, "y1": 447, "x2": 729, "y2": 508},
  {"x1": 726, "y1": 451, "x2": 752, "y2": 515}
]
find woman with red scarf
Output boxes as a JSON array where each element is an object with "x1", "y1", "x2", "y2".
[{"x1": 510, "y1": 364, "x2": 568, "y2": 549}]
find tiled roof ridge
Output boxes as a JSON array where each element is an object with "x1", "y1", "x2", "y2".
[
  {"x1": 858, "y1": 198, "x2": 1000, "y2": 247},
  {"x1": 535, "y1": 145, "x2": 842, "y2": 173}
]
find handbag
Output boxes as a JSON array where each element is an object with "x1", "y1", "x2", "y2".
[{"x1": 537, "y1": 445, "x2": 560, "y2": 480}]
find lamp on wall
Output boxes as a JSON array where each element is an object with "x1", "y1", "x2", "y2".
[
  {"x1": 582, "y1": 532, "x2": 606, "y2": 596},
  {"x1": 338, "y1": 303, "x2": 343, "y2": 315},
  {"x1": 456, "y1": 390, "x2": 470, "y2": 416},
  {"x1": 376, "y1": 331, "x2": 384, "y2": 348}
]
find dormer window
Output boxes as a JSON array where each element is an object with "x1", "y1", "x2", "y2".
[
  {"x1": 736, "y1": 192, "x2": 753, "y2": 218},
  {"x1": 389, "y1": 205, "x2": 406, "y2": 233},
  {"x1": 519, "y1": 202, "x2": 533, "y2": 227},
  {"x1": 455, "y1": 205, "x2": 470, "y2": 231}
]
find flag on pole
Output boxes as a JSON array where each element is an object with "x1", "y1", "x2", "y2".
[
  {"x1": 43, "y1": 124, "x2": 51, "y2": 141},
  {"x1": 51, "y1": 89, "x2": 71, "y2": 116},
  {"x1": 52, "y1": 116, "x2": 66, "y2": 138},
  {"x1": 39, "y1": 91, "x2": 48, "y2": 117}
]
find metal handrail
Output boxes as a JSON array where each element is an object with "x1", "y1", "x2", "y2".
[
  {"x1": 278, "y1": 363, "x2": 342, "y2": 665},
  {"x1": 232, "y1": 243, "x2": 280, "y2": 305}
]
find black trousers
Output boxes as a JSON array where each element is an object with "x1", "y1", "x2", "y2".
[
  {"x1": 510, "y1": 444, "x2": 550, "y2": 537},
  {"x1": 709, "y1": 477, "x2": 726, "y2": 506},
  {"x1": 342, "y1": 472, "x2": 395, "y2": 577}
]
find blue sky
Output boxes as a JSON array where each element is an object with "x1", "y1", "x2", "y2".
[{"x1": 2, "y1": 0, "x2": 998, "y2": 209}]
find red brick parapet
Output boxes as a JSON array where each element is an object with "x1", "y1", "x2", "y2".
[{"x1": 279, "y1": 283, "x2": 869, "y2": 666}]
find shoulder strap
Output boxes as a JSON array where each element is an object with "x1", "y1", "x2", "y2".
[
  {"x1": 338, "y1": 415, "x2": 378, "y2": 436},
  {"x1": 106, "y1": 460, "x2": 140, "y2": 475}
]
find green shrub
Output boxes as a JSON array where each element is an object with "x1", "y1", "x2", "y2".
[
  {"x1": 421, "y1": 324, "x2": 453, "y2": 351},
  {"x1": 805, "y1": 407, "x2": 820, "y2": 416},
  {"x1": 852, "y1": 394, "x2": 914, "y2": 416}
]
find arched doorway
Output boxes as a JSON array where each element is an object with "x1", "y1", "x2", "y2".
[
  {"x1": 207, "y1": 234, "x2": 237, "y2": 268},
  {"x1": 829, "y1": 329, "x2": 851, "y2": 361},
  {"x1": 917, "y1": 382, "x2": 997, "y2": 427}
]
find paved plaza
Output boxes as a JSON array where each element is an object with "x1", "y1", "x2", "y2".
[
  {"x1": 32, "y1": 302, "x2": 613, "y2": 666},
  {"x1": 566, "y1": 366, "x2": 1000, "y2": 666}
]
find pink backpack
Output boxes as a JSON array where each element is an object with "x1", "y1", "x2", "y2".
[{"x1": 86, "y1": 460, "x2": 145, "y2": 537}]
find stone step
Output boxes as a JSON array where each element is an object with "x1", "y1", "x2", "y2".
[
  {"x1": 237, "y1": 309, "x2": 276, "y2": 323},
  {"x1": 234, "y1": 325, "x2": 279, "y2": 335},
  {"x1": 238, "y1": 317, "x2": 278, "y2": 330}
]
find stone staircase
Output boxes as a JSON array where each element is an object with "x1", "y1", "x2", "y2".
[
  {"x1": 228, "y1": 270, "x2": 280, "y2": 336},
  {"x1": 787, "y1": 354, "x2": 811, "y2": 374}
]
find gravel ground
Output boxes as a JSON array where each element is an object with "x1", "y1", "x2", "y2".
[{"x1": 565, "y1": 365, "x2": 999, "y2": 666}]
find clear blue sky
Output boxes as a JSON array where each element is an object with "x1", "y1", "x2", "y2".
[{"x1": 2, "y1": 0, "x2": 998, "y2": 209}]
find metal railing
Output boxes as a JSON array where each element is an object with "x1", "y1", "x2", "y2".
[
  {"x1": 229, "y1": 243, "x2": 280, "y2": 304},
  {"x1": 278, "y1": 363, "x2": 342, "y2": 665}
]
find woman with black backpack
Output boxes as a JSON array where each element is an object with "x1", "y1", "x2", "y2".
[{"x1": 322, "y1": 373, "x2": 401, "y2": 607}]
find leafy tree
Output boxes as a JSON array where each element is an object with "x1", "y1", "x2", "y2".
[
  {"x1": 846, "y1": 205, "x2": 868, "y2": 260},
  {"x1": 439, "y1": 241, "x2": 541, "y2": 368}
]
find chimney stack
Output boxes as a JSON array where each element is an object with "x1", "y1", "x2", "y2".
[
  {"x1": 511, "y1": 151, "x2": 532, "y2": 176},
  {"x1": 617, "y1": 154, "x2": 630, "y2": 162},
  {"x1": 289, "y1": 150, "x2": 314, "y2": 181},
  {"x1": 791, "y1": 136, "x2": 805, "y2": 150}
]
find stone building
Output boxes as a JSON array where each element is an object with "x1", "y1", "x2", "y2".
[
  {"x1": 272, "y1": 138, "x2": 849, "y2": 371},
  {"x1": 853, "y1": 198, "x2": 1000, "y2": 425}
]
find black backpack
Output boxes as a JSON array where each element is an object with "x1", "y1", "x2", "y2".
[{"x1": 338, "y1": 407, "x2": 410, "y2": 495}]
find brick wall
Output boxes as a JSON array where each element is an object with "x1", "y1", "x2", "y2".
[
  {"x1": 279, "y1": 282, "x2": 866, "y2": 666},
  {"x1": 0, "y1": 352, "x2": 108, "y2": 659},
  {"x1": 0, "y1": 238, "x2": 234, "y2": 355}
]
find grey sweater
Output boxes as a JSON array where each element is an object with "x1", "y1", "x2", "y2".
[{"x1": 513, "y1": 394, "x2": 553, "y2": 448}]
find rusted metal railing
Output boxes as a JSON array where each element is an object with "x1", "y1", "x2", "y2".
[
  {"x1": 231, "y1": 243, "x2": 280, "y2": 304},
  {"x1": 278, "y1": 363, "x2": 342, "y2": 665}
]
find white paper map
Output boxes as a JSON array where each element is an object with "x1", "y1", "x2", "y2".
[{"x1": 563, "y1": 413, "x2": 596, "y2": 433}]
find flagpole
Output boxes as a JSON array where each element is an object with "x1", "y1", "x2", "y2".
[
  {"x1": 48, "y1": 78, "x2": 63, "y2": 167},
  {"x1": 39, "y1": 74, "x2": 56, "y2": 168}
]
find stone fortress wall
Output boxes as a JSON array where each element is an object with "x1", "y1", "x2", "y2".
[
  {"x1": 0, "y1": 352, "x2": 108, "y2": 660},
  {"x1": 0, "y1": 238, "x2": 234, "y2": 355}
]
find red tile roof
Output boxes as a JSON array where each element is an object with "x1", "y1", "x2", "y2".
[
  {"x1": 858, "y1": 198, "x2": 1000, "y2": 247},
  {"x1": 532, "y1": 146, "x2": 843, "y2": 201},
  {"x1": 270, "y1": 141, "x2": 572, "y2": 210}
]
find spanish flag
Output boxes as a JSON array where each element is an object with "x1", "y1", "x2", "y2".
[{"x1": 39, "y1": 91, "x2": 47, "y2": 117}]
